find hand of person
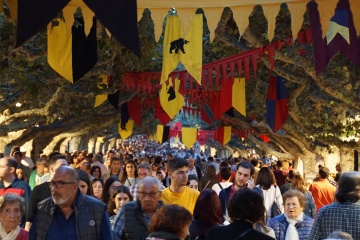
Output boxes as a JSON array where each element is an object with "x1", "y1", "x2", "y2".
[{"x1": 246, "y1": 177, "x2": 255, "y2": 189}]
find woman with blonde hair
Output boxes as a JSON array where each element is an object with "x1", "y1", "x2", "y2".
[{"x1": 291, "y1": 174, "x2": 316, "y2": 218}]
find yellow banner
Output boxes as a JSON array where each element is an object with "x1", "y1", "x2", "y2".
[
  {"x1": 232, "y1": 78, "x2": 246, "y2": 116},
  {"x1": 182, "y1": 127, "x2": 197, "y2": 149}
]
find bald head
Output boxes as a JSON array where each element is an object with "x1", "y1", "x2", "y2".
[{"x1": 54, "y1": 166, "x2": 79, "y2": 183}]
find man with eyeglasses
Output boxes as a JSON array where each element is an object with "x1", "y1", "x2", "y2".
[
  {"x1": 29, "y1": 166, "x2": 111, "y2": 240},
  {"x1": 112, "y1": 176, "x2": 163, "y2": 240},
  {"x1": 25, "y1": 153, "x2": 68, "y2": 231},
  {"x1": 129, "y1": 163, "x2": 165, "y2": 201}
]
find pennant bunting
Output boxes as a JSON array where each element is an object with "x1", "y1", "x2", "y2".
[
  {"x1": 83, "y1": 0, "x2": 140, "y2": 56},
  {"x1": 118, "y1": 119, "x2": 134, "y2": 140},
  {"x1": 179, "y1": 14, "x2": 203, "y2": 85},
  {"x1": 156, "y1": 125, "x2": 170, "y2": 144},
  {"x1": 309, "y1": 0, "x2": 360, "y2": 75},
  {"x1": 94, "y1": 75, "x2": 109, "y2": 108},
  {"x1": 120, "y1": 102, "x2": 130, "y2": 130},
  {"x1": 266, "y1": 76, "x2": 289, "y2": 132},
  {"x1": 197, "y1": 131, "x2": 207, "y2": 146},
  {"x1": 47, "y1": 15, "x2": 97, "y2": 83},
  {"x1": 182, "y1": 127, "x2": 198, "y2": 149},
  {"x1": 217, "y1": 126, "x2": 231, "y2": 145},
  {"x1": 232, "y1": 78, "x2": 246, "y2": 116},
  {"x1": 159, "y1": 77, "x2": 184, "y2": 119},
  {"x1": 154, "y1": 98, "x2": 171, "y2": 126},
  {"x1": 258, "y1": 134, "x2": 270, "y2": 143},
  {"x1": 161, "y1": 15, "x2": 182, "y2": 84},
  {"x1": 16, "y1": 0, "x2": 70, "y2": 47},
  {"x1": 127, "y1": 97, "x2": 142, "y2": 127}
]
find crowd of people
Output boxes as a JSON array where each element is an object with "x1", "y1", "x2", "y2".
[{"x1": 0, "y1": 136, "x2": 359, "y2": 240}]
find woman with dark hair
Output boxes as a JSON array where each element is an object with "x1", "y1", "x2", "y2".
[
  {"x1": 121, "y1": 160, "x2": 139, "y2": 187},
  {"x1": 255, "y1": 167, "x2": 284, "y2": 222},
  {"x1": 91, "y1": 178, "x2": 103, "y2": 200},
  {"x1": 268, "y1": 189, "x2": 314, "y2": 240},
  {"x1": 108, "y1": 186, "x2": 133, "y2": 227},
  {"x1": 102, "y1": 177, "x2": 122, "y2": 204},
  {"x1": 291, "y1": 174, "x2": 316, "y2": 218},
  {"x1": 76, "y1": 169, "x2": 93, "y2": 195},
  {"x1": 147, "y1": 204, "x2": 193, "y2": 240},
  {"x1": 188, "y1": 175, "x2": 199, "y2": 191},
  {"x1": 90, "y1": 166, "x2": 102, "y2": 179},
  {"x1": 205, "y1": 188, "x2": 274, "y2": 240},
  {"x1": 199, "y1": 165, "x2": 218, "y2": 191},
  {"x1": 189, "y1": 189, "x2": 222, "y2": 240}
]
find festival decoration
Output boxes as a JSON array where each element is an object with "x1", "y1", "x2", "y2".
[
  {"x1": 118, "y1": 119, "x2": 134, "y2": 140},
  {"x1": 232, "y1": 78, "x2": 246, "y2": 116},
  {"x1": 159, "y1": 77, "x2": 185, "y2": 119},
  {"x1": 182, "y1": 127, "x2": 198, "y2": 148},
  {"x1": 161, "y1": 14, "x2": 203, "y2": 85},
  {"x1": 217, "y1": 126, "x2": 232, "y2": 145},
  {"x1": 156, "y1": 125, "x2": 170, "y2": 144},
  {"x1": 309, "y1": 0, "x2": 360, "y2": 75},
  {"x1": 266, "y1": 76, "x2": 289, "y2": 132}
]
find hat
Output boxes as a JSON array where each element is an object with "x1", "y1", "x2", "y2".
[{"x1": 20, "y1": 146, "x2": 26, "y2": 152}]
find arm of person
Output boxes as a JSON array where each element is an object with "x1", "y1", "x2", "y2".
[
  {"x1": 275, "y1": 186, "x2": 284, "y2": 213},
  {"x1": 25, "y1": 186, "x2": 39, "y2": 231},
  {"x1": 100, "y1": 211, "x2": 112, "y2": 240},
  {"x1": 112, "y1": 208, "x2": 125, "y2": 240}
]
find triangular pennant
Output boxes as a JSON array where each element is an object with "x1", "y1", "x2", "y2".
[
  {"x1": 217, "y1": 126, "x2": 231, "y2": 145},
  {"x1": 232, "y1": 78, "x2": 246, "y2": 116},
  {"x1": 94, "y1": 75, "x2": 109, "y2": 108},
  {"x1": 16, "y1": 0, "x2": 70, "y2": 47},
  {"x1": 161, "y1": 15, "x2": 182, "y2": 84},
  {"x1": 128, "y1": 97, "x2": 142, "y2": 127},
  {"x1": 121, "y1": 102, "x2": 130, "y2": 130},
  {"x1": 266, "y1": 76, "x2": 289, "y2": 132},
  {"x1": 182, "y1": 127, "x2": 198, "y2": 149},
  {"x1": 155, "y1": 98, "x2": 172, "y2": 126},
  {"x1": 118, "y1": 119, "x2": 134, "y2": 140},
  {"x1": 179, "y1": 14, "x2": 203, "y2": 85},
  {"x1": 159, "y1": 77, "x2": 184, "y2": 119},
  {"x1": 83, "y1": 0, "x2": 140, "y2": 56}
]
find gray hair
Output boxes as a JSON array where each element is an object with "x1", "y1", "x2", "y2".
[
  {"x1": 0, "y1": 193, "x2": 25, "y2": 215},
  {"x1": 326, "y1": 231, "x2": 353, "y2": 240},
  {"x1": 138, "y1": 176, "x2": 162, "y2": 190},
  {"x1": 138, "y1": 163, "x2": 151, "y2": 172}
]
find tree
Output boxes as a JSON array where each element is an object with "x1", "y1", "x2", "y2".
[{"x1": 0, "y1": 4, "x2": 359, "y2": 173}]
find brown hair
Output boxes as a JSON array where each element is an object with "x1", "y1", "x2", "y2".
[
  {"x1": 148, "y1": 205, "x2": 192, "y2": 237},
  {"x1": 282, "y1": 189, "x2": 306, "y2": 208},
  {"x1": 291, "y1": 174, "x2": 307, "y2": 193},
  {"x1": 255, "y1": 167, "x2": 276, "y2": 190}
]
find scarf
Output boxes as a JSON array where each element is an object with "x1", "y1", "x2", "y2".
[
  {"x1": 284, "y1": 212, "x2": 304, "y2": 240},
  {"x1": 0, "y1": 222, "x2": 20, "y2": 240}
]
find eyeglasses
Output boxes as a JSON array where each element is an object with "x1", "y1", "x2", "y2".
[
  {"x1": 49, "y1": 181, "x2": 76, "y2": 189},
  {"x1": 138, "y1": 191, "x2": 160, "y2": 198},
  {"x1": 1, "y1": 208, "x2": 22, "y2": 217},
  {"x1": 285, "y1": 203, "x2": 299, "y2": 208}
]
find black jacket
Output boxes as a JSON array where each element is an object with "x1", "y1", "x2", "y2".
[{"x1": 205, "y1": 220, "x2": 274, "y2": 240}]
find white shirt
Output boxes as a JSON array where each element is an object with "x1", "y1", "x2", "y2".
[
  {"x1": 212, "y1": 182, "x2": 233, "y2": 195},
  {"x1": 256, "y1": 184, "x2": 284, "y2": 222}
]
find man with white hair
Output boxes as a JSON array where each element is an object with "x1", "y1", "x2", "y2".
[{"x1": 112, "y1": 176, "x2": 164, "y2": 240}]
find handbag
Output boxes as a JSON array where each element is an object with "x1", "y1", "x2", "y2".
[{"x1": 270, "y1": 186, "x2": 282, "y2": 218}]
